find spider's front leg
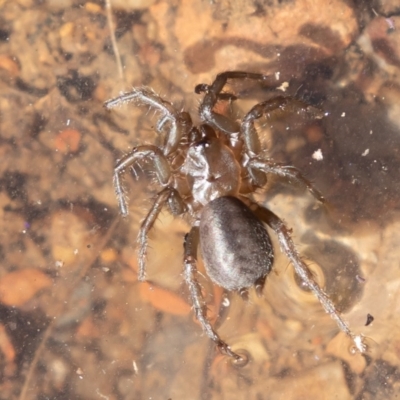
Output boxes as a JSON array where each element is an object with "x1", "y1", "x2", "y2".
[
  {"x1": 113, "y1": 145, "x2": 171, "y2": 216},
  {"x1": 184, "y1": 227, "x2": 247, "y2": 365},
  {"x1": 242, "y1": 97, "x2": 325, "y2": 201},
  {"x1": 241, "y1": 96, "x2": 324, "y2": 156},
  {"x1": 113, "y1": 145, "x2": 188, "y2": 280},
  {"x1": 138, "y1": 187, "x2": 186, "y2": 281},
  {"x1": 196, "y1": 71, "x2": 270, "y2": 134},
  {"x1": 105, "y1": 88, "x2": 192, "y2": 155},
  {"x1": 249, "y1": 158, "x2": 326, "y2": 203},
  {"x1": 250, "y1": 201, "x2": 366, "y2": 353}
]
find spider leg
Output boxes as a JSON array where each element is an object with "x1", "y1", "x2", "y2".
[
  {"x1": 105, "y1": 87, "x2": 192, "y2": 155},
  {"x1": 195, "y1": 84, "x2": 237, "y2": 102},
  {"x1": 196, "y1": 71, "x2": 269, "y2": 134},
  {"x1": 184, "y1": 227, "x2": 247, "y2": 364},
  {"x1": 138, "y1": 187, "x2": 186, "y2": 281},
  {"x1": 241, "y1": 96, "x2": 324, "y2": 156},
  {"x1": 249, "y1": 158, "x2": 325, "y2": 203},
  {"x1": 114, "y1": 145, "x2": 171, "y2": 216},
  {"x1": 251, "y1": 202, "x2": 366, "y2": 353},
  {"x1": 215, "y1": 92, "x2": 238, "y2": 102},
  {"x1": 242, "y1": 97, "x2": 325, "y2": 190}
]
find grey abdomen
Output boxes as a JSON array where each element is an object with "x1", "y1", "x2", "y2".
[{"x1": 199, "y1": 196, "x2": 273, "y2": 291}]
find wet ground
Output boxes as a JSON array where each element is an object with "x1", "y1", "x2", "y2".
[{"x1": 1, "y1": 0, "x2": 400, "y2": 399}]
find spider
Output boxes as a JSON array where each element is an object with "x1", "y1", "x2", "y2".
[{"x1": 105, "y1": 71, "x2": 366, "y2": 365}]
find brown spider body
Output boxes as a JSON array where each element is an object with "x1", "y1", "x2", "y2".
[
  {"x1": 183, "y1": 133, "x2": 241, "y2": 206},
  {"x1": 105, "y1": 71, "x2": 365, "y2": 364}
]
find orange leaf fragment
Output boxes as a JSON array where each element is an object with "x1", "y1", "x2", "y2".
[
  {"x1": 0, "y1": 269, "x2": 52, "y2": 307},
  {"x1": 0, "y1": 324, "x2": 15, "y2": 363},
  {"x1": 76, "y1": 316, "x2": 99, "y2": 338},
  {"x1": 0, "y1": 55, "x2": 20, "y2": 76},
  {"x1": 100, "y1": 248, "x2": 117, "y2": 263},
  {"x1": 54, "y1": 129, "x2": 81, "y2": 154},
  {"x1": 139, "y1": 282, "x2": 191, "y2": 316}
]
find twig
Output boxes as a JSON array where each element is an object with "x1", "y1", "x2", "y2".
[{"x1": 105, "y1": 0, "x2": 124, "y2": 82}]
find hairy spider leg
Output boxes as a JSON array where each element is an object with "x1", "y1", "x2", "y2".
[
  {"x1": 250, "y1": 201, "x2": 366, "y2": 353},
  {"x1": 113, "y1": 145, "x2": 171, "y2": 217},
  {"x1": 104, "y1": 87, "x2": 192, "y2": 155},
  {"x1": 196, "y1": 71, "x2": 270, "y2": 134},
  {"x1": 195, "y1": 86, "x2": 238, "y2": 103},
  {"x1": 197, "y1": 76, "x2": 325, "y2": 192},
  {"x1": 138, "y1": 187, "x2": 186, "y2": 281},
  {"x1": 241, "y1": 96, "x2": 324, "y2": 157},
  {"x1": 249, "y1": 159, "x2": 326, "y2": 203},
  {"x1": 241, "y1": 97, "x2": 325, "y2": 201},
  {"x1": 184, "y1": 227, "x2": 248, "y2": 365}
]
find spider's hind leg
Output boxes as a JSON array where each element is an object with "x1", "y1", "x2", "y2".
[
  {"x1": 251, "y1": 202, "x2": 366, "y2": 353},
  {"x1": 184, "y1": 227, "x2": 248, "y2": 365}
]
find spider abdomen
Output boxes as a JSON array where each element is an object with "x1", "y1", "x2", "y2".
[{"x1": 199, "y1": 196, "x2": 273, "y2": 291}]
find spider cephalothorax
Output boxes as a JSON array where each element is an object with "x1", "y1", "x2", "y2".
[{"x1": 105, "y1": 71, "x2": 365, "y2": 365}]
